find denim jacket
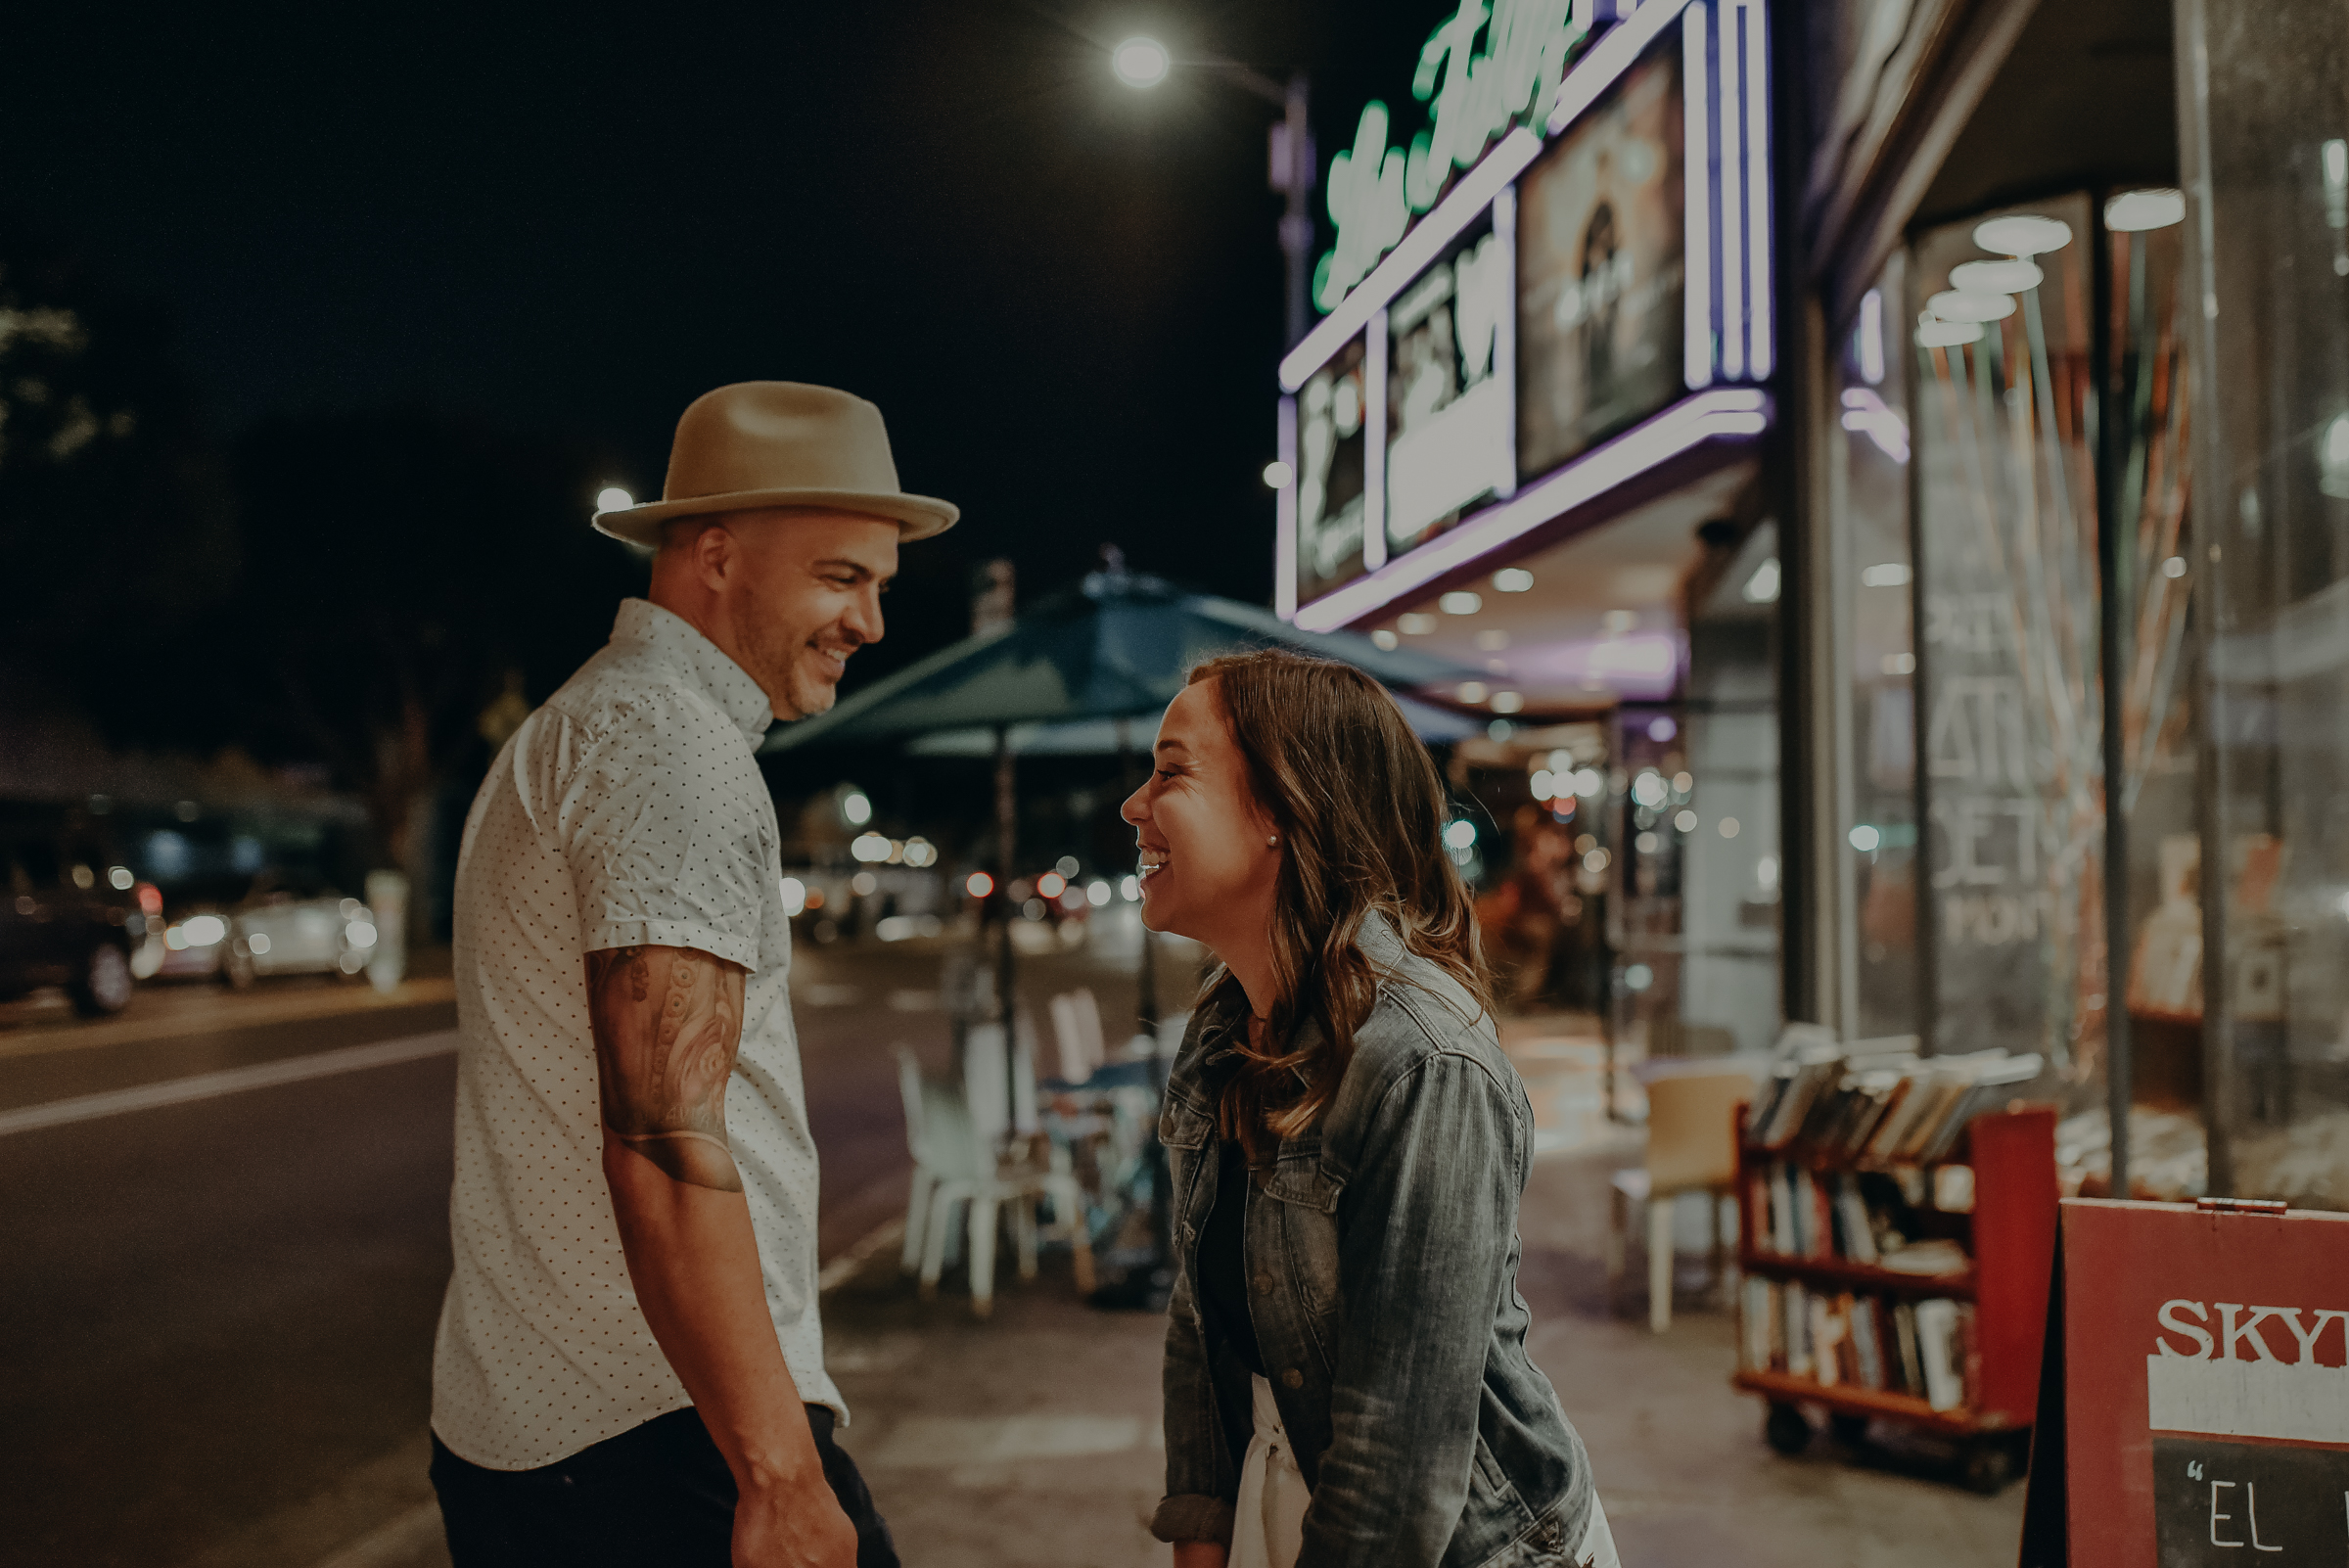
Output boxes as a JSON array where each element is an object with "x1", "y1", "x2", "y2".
[{"x1": 1149, "y1": 915, "x2": 1595, "y2": 1567}]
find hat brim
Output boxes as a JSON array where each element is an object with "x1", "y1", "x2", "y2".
[{"x1": 592, "y1": 487, "x2": 959, "y2": 547}]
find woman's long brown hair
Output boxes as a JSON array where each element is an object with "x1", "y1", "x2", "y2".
[{"x1": 1191, "y1": 648, "x2": 1492, "y2": 1163}]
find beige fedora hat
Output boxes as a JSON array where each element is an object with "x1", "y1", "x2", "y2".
[{"x1": 592, "y1": 381, "x2": 959, "y2": 546}]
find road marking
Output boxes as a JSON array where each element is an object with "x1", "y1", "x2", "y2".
[
  {"x1": 308, "y1": 1500, "x2": 444, "y2": 1568},
  {"x1": 864, "y1": 1413, "x2": 1146, "y2": 1467},
  {"x1": 817, "y1": 1215, "x2": 906, "y2": 1292},
  {"x1": 0, "y1": 977, "x2": 456, "y2": 1061},
  {"x1": 0, "y1": 1031, "x2": 459, "y2": 1137}
]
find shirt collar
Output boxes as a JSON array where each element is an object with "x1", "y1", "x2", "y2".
[{"x1": 611, "y1": 599, "x2": 775, "y2": 742}]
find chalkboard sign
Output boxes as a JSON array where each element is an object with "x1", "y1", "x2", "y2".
[
  {"x1": 2149, "y1": 1438, "x2": 2349, "y2": 1563},
  {"x1": 2018, "y1": 1197, "x2": 2349, "y2": 1567}
]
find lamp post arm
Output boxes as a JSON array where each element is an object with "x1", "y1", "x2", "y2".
[
  {"x1": 1169, "y1": 55, "x2": 1315, "y2": 347},
  {"x1": 1192, "y1": 56, "x2": 1289, "y2": 108}
]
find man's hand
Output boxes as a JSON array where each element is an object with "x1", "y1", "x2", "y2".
[
  {"x1": 1173, "y1": 1543, "x2": 1229, "y2": 1568},
  {"x1": 734, "y1": 1476, "x2": 859, "y2": 1568},
  {"x1": 586, "y1": 945, "x2": 854, "y2": 1568}
]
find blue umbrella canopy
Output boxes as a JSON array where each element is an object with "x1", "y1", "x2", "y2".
[{"x1": 760, "y1": 567, "x2": 1472, "y2": 755}]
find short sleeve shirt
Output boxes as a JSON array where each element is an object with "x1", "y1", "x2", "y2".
[{"x1": 431, "y1": 597, "x2": 842, "y2": 1471}]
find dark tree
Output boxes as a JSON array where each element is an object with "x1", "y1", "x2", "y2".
[
  {"x1": 221, "y1": 410, "x2": 642, "y2": 876},
  {"x1": 0, "y1": 217, "x2": 240, "y2": 717}
]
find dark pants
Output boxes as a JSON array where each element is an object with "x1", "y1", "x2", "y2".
[{"x1": 430, "y1": 1406, "x2": 898, "y2": 1568}]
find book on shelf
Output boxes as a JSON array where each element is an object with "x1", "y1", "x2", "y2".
[
  {"x1": 1893, "y1": 1300, "x2": 1924, "y2": 1396},
  {"x1": 1746, "y1": 1158, "x2": 1958, "y2": 1273},
  {"x1": 1745, "y1": 1038, "x2": 2044, "y2": 1165},
  {"x1": 1736, "y1": 1281, "x2": 1978, "y2": 1411},
  {"x1": 1913, "y1": 1297, "x2": 1966, "y2": 1411}
]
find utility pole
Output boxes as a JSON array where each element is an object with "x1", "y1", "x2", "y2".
[{"x1": 1272, "y1": 72, "x2": 1314, "y2": 349}]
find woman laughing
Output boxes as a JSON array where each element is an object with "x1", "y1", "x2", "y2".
[{"x1": 1127, "y1": 649, "x2": 1615, "y2": 1568}]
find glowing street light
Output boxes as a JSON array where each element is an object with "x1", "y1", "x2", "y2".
[
  {"x1": 1108, "y1": 36, "x2": 1313, "y2": 348},
  {"x1": 1112, "y1": 36, "x2": 1171, "y2": 88},
  {"x1": 595, "y1": 484, "x2": 634, "y2": 512}
]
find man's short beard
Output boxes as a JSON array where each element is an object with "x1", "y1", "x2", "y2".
[{"x1": 735, "y1": 596, "x2": 835, "y2": 719}]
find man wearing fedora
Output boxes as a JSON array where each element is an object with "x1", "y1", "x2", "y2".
[{"x1": 428, "y1": 383, "x2": 953, "y2": 1567}]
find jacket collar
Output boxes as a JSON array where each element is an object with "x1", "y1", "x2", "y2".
[{"x1": 612, "y1": 598, "x2": 774, "y2": 741}]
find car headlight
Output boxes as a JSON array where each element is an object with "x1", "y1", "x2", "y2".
[{"x1": 180, "y1": 914, "x2": 227, "y2": 947}]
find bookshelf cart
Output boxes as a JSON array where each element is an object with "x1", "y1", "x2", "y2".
[{"x1": 1730, "y1": 1105, "x2": 2057, "y2": 1491}]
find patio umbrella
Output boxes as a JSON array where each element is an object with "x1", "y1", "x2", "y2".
[
  {"x1": 760, "y1": 559, "x2": 1474, "y2": 1022},
  {"x1": 759, "y1": 563, "x2": 1470, "y2": 756},
  {"x1": 761, "y1": 561, "x2": 1475, "y2": 1308},
  {"x1": 898, "y1": 692, "x2": 1485, "y2": 757}
]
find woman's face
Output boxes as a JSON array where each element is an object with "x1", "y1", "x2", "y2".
[{"x1": 1120, "y1": 679, "x2": 1279, "y2": 949}]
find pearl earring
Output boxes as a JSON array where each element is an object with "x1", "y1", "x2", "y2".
[{"x1": 1267, "y1": 834, "x2": 1279, "y2": 847}]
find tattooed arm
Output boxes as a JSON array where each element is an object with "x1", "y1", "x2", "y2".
[
  {"x1": 585, "y1": 945, "x2": 855, "y2": 1568},
  {"x1": 586, "y1": 943, "x2": 749, "y2": 1190}
]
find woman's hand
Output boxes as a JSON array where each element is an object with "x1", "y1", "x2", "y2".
[{"x1": 1173, "y1": 1543, "x2": 1229, "y2": 1568}]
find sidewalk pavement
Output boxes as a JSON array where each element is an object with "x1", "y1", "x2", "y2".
[
  {"x1": 310, "y1": 1025, "x2": 2028, "y2": 1568},
  {"x1": 815, "y1": 1019, "x2": 2026, "y2": 1565}
]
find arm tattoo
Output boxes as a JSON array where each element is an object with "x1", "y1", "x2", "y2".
[{"x1": 585, "y1": 945, "x2": 748, "y2": 1191}]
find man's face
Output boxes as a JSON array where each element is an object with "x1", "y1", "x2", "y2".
[{"x1": 715, "y1": 508, "x2": 898, "y2": 719}]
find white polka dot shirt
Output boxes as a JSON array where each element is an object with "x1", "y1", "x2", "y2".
[{"x1": 430, "y1": 597, "x2": 843, "y2": 1471}]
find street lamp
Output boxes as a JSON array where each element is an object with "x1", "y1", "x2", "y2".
[
  {"x1": 1110, "y1": 36, "x2": 1171, "y2": 88},
  {"x1": 1108, "y1": 41, "x2": 1314, "y2": 349}
]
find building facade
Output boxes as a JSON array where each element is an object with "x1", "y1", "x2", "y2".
[{"x1": 1279, "y1": 0, "x2": 2349, "y2": 1209}]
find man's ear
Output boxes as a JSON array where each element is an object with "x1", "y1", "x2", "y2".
[{"x1": 691, "y1": 520, "x2": 736, "y2": 594}]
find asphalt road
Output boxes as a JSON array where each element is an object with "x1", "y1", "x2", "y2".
[{"x1": 0, "y1": 931, "x2": 1182, "y2": 1568}]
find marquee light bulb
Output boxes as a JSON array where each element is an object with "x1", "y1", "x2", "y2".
[
  {"x1": 1970, "y1": 213, "x2": 2073, "y2": 257},
  {"x1": 1915, "y1": 316, "x2": 1985, "y2": 348},
  {"x1": 1947, "y1": 258, "x2": 2042, "y2": 295},
  {"x1": 2104, "y1": 188, "x2": 2185, "y2": 233},
  {"x1": 1927, "y1": 290, "x2": 2017, "y2": 324}
]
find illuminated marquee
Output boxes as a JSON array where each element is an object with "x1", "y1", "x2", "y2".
[
  {"x1": 1318, "y1": 0, "x2": 1602, "y2": 313},
  {"x1": 1276, "y1": 0, "x2": 1773, "y2": 627}
]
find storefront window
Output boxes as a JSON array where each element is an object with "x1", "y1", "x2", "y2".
[
  {"x1": 2107, "y1": 200, "x2": 2203, "y2": 1195},
  {"x1": 1911, "y1": 196, "x2": 2107, "y2": 1092},
  {"x1": 1838, "y1": 255, "x2": 1919, "y2": 1039},
  {"x1": 1371, "y1": 462, "x2": 1780, "y2": 1062},
  {"x1": 2178, "y1": 0, "x2": 2349, "y2": 1208}
]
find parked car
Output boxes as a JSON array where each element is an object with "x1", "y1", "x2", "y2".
[
  {"x1": 153, "y1": 873, "x2": 379, "y2": 987},
  {"x1": 0, "y1": 808, "x2": 156, "y2": 1016}
]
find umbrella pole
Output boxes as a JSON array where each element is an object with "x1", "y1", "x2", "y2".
[
  {"x1": 994, "y1": 725, "x2": 1018, "y2": 1139},
  {"x1": 1118, "y1": 718, "x2": 1159, "y2": 1037},
  {"x1": 1094, "y1": 715, "x2": 1175, "y2": 1314}
]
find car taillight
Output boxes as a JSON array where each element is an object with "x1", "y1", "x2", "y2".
[{"x1": 137, "y1": 882, "x2": 163, "y2": 914}]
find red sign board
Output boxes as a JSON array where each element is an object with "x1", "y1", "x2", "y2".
[{"x1": 2021, "y1": 1198, "x2": 2349, "y2": 1566}]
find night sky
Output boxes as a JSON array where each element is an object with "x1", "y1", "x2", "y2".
[{"x1": 11, "y1": 0, "x2": 1461, "y2": 692}]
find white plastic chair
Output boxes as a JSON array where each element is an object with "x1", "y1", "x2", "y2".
[
  {"x1": 1047, "y1": 990, "x2": 1109, "y2": 1084},
  {"x1": 897, "y1": 1031, "x2": 1091, "y2": 1315},
  {"x1": 1607, "y1": 1059, "x2": 1763, "y2": 1332}
]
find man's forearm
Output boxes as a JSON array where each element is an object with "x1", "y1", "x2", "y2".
[{"x1": 605, "y1": 1135, "x2": 824, "y2": 1493}]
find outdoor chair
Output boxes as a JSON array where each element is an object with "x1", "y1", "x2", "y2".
[
  {"x1": 897, "y1": 1030, "x2": 1092, "y2": 1316},
  {"x1": 1048, "y1": 990, "x2": 1108, "y2": 1084},
  {"x1": 1607, "y1": 1058, "x2": 1764, "y2": 1332}
]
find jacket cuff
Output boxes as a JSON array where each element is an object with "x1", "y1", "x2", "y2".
[{"x1": 1150, "y1": 1495, "x2": 1236, "y2": 1547}]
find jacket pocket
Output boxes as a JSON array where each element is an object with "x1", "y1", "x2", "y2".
[
  {"x1": 1262, "y1": 1137, "x2": 1342, "y2": 1212},
  {"x1": 1261, "y1": 1138, "x2": 1346, "y2": 1329},
  {"x1": 1160, "y1": 1090, "x2": 1214, "y2": 1150}
]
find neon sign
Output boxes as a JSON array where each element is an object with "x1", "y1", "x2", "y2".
[{"x1": 1317, "y1": 0, "x2": 1593, "y2": 313}]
